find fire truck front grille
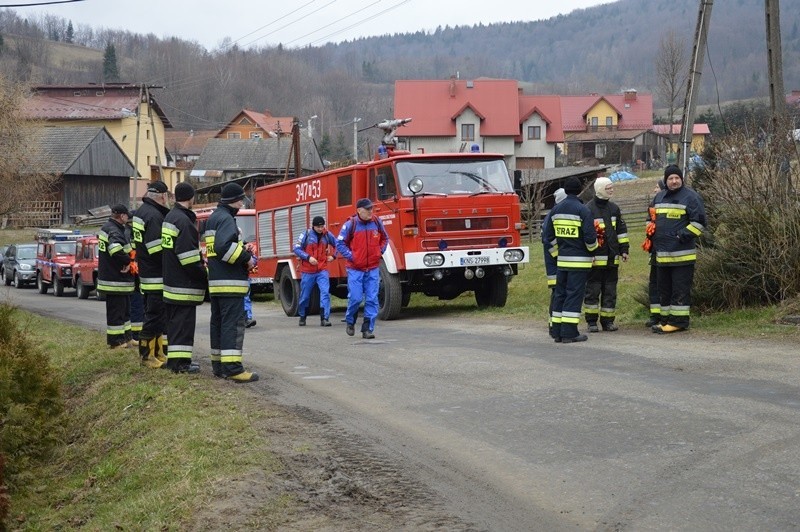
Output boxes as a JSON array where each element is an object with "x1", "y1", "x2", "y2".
[
  {"x1": 420, "y1": 235, "x2": 516, "y2": 250},
  {"x1": 425, "y1": 216, "x2": 508, "y2": 232}
]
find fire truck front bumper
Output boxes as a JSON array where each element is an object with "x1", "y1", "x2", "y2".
[{"x1": 405, "y1": 247, "x2": 529, "y2": 271}]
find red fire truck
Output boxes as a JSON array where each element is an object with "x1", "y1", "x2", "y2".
[
  {"x1": 194, "y1": 207, "x2": 271, "y2": 293},
  {"x1": 254, "y1": 119, "x2": 529, "y2": 320},
  {"x1": 34, "y1": 228, "x2": 84, "y2": 297},
  {"x1": 72, "y1": 235, "x2": 101, "y2": 300}
]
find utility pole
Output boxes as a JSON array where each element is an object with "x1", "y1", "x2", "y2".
[
  {"x1": 133, "y1": 84, "x2": 143, "y2": 206},
  {"x1": 679, "y1": 0, "x2": 713, "y2": 181},
  {"x1": 765, "y1": 0, "x2": 791, "y2": 194},
  {"x1": 353, "y1": 118, "x2": 361, "y2": 161}
]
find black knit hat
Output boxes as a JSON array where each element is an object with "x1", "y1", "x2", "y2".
[
  {"x1": 664, "y1": 164, "x2": 683, "y2": 184},
  {"x1": 312, "y1": 216, "x2": 325, "y2": 226},
  {"x1": 563, "y1": 176, "x2": 582, "y2": 195},
  {"x1": 111, "y1": 203, "x2": 130, "y2": 216},
  {"x1": 174, "y1": 182, "x2": 195, "y2": 202},
  {"x1": 220, "y1": 183, "x2": 246, "y2": 204},
  {"x1": 146, "y1": 180, "x2": 168, "y2": 193}
]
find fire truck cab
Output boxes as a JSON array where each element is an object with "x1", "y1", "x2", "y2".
[
  {"x1": 34, "y1": 228, "x2": 84, "y2": 297},
  {"x1": 255, "y1": 119, "x2": 529, "y2": 320},
  {"x1": 194, "y1": 207, "x2": 272, "y2": 294}
]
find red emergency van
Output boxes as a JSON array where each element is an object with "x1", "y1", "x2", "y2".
[{"x1": 254, "y1": 119, "x2": 529, "y2": 320}]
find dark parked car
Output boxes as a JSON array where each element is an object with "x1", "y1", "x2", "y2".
[{"x1": 3, "y1": 243, "x2": 37, "y2": 288}]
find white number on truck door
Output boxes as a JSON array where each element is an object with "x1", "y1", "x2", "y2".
[{"x1": 296, "y1": 180, "x2": 322, "y2": 202}]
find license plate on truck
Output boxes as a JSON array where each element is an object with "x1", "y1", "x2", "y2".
[{"x1": 460, "y1": 256, "x2": 490, "y2": 266}]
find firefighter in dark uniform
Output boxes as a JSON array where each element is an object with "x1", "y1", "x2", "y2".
[
  {"x1": 97, "y1": 204, "x2": 135, "y2": 349},
  {"x1": 543, "y1": 177, "x2": 598, "y2": 343},
  {"x1": 204, "y1": 183, "x2": 259, "y2": 383},
  {"x1": 542, "y1": 187, "x2": 566, "y2": 339},
  {"x1": 161, "y1": 182, "x2": 206, "y2": 373},
  {"x1": 131, "y1": 180, "x2": 171, "y2": 369},
  {"x1": 644, "y1": 180, "x2": 667, "y2": 327},
  {"x1": 583, "y1": 177, "x2": 629, "y2": 332},
  {"x1": 651, "y1": 165, "x2": 706, "y2": 333}
]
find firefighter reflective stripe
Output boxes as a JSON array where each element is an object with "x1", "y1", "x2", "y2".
[
  {"x1": 131, "y1": 217, "x2": 144, "y2": 242},
  {"x1": 552, "y1": 214, "x2": 581, "y2": 238},
  {"x1": 130, "y1": 320, "x2": 142, "y2": 335},
  {"x1": 219, "y1": 349, "x2": 243, "y2": 363},
  {"x1": 561, "y1": 311, "x2": 581, "y2": 324},
  {"x1": 656, "y1": 249, "x2": 697, "y2": 264},
  {"x1": 547, "y1": 274, "x2": 556, "y2": 287},
  {"x1": 584, "y1": 302, "x2": 599, "y2": 316},
  {"x1": 551, "y1": 311, "x2": 562, "y2": 324},
  {"x1": 650, "y1": 303, "x2": 662, "y2": 315},
  {"x1": 547, "y1": 238, "x2": 558, "y2": 258},
  {"x1": 145, "y1": 238, "x2": 163, "y2": 254},
  {"x1": 210, "y1": 348, "x2": 221, "y2": 364},
  {"x1": 177, "y1": 249, "x2": 201, "y2": 266},
  {"x1": 107, "y1": 323, "x2": 127, "y2": 336},
  {"x1": 557, "y1": 255, "x2": 594, "y2": 269},
  {"x1": 221, "y1": 240, "x2": 244, "y2": 264},
  {"x1": 593, "y1": 255, "x2": 609, "y2": 267},
  {"x1": 600, "y1": 307, "x2": 616, "y2": 317},
  {"x1": 97, "y1": 280, "x2": 135, "y2": 292},
  {"x1": 203, "y1": 230, "x2": 216, "y2": 257},
  {"x1": 139, "y1": 276, "x2": 164, "y2": 291},
  {"x1": 655, "y1": 205, "x2": 687, "y2": 217},
  {"x1": 167, "y1": 344, "x2": 193, "y2": 360},
  {"x1": 161, "y1": 222, "x2": 178, "y2": 249},
  {"x1": 208, "y1": 279, "x2": 249, "y2": 295},
  {"x1": 163, "y1": 285, "x2": 205, "y2": 303},
  {"x1": 687, "y1": 221, "x2": 704, "y2": 236},
  {"x1": 670, "y1": 305, "x2": 691, "y2": 316}
]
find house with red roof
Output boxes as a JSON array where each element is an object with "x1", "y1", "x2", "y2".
[
  {"x1": 216, "y1": 109, "x2": 295, "y2": 140},
  {"x1": 393, "y1": 78, "x2": 563, "y2": 171},
  {"x1": 559, "y1": 90, "x2": 664, "y2": 167},
  {"x1": 22, "y1": 83, "x2": 172, "y2": 201}
]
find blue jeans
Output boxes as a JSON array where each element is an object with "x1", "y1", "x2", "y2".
[
  {"x1": 345, "y1": 267, "x2": 379, "y2": 332},
  {"x1": 243, "y1": 281, "x2": 252, "y2": 320},
  {"x1": 298, "y1": 270, "x2": 331, "y2": 319}
]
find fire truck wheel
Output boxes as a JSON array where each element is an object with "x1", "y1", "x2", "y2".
[
  {"x1": 475, "y1": 273, "x2": 508, "y2": 308},
  {"x1": 377, "y1": 261, "x2": 402, "y2": 321},
  {"x1": 76, "y1": 277, "x2": 90, "y2": 299},
  {"x1": 36, "y1": 272, "x2": 48, "y2": 294},
  {"x1": 278, "y1": 267, "x2": 300, "y2": 317},
  {"x1": 53, "y1": 275, "x2": 64, "y2": 297}
]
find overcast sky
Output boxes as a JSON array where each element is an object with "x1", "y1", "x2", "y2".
[{"x1": 17, "y1": 0, "x2": 612, "y2": 50}]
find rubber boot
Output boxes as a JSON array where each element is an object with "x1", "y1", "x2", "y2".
[
  {"x1": 155, "y1": 335, "x2": 168, "y2": 365},
  {"x1": 140, "y1": 338, "x2": 164, "y2": 369},
  {"x1": 226, "y1": 371, "x2": 259, "y2": 383}
]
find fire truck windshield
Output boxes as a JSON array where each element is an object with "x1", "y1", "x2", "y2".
[
  {"x1": 55, "y1": 242, "x2": 76, "y2": 254},
  {"x1": 235, "y1": 215, "x2": 257, "y2": 243},
  {"x1": 395, "y1": 159, "x2": 513, "y2": 196}
]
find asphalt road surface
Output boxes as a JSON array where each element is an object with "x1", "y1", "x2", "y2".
[{"x1": 5, "y1": 284, "x2": 800, "y2": 531}]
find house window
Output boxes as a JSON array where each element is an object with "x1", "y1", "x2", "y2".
[
  {"x1": 591, "y1": 117, "x2": 598, "y2": 127},
  {"x1": 228, "y1": 132, "x2": 241, "y2": 139},
  {"x1": 147, "y1": 155, "x2": 151, "y2": 165},
  {"x1": 239, "y1": 118, "x2": 253, "y2": 125},
  {"x1": 527, "y1": 126, "x2": 541, "y2": 140},
  {"x1": 461, "y1": 123, "x2": 475, "y2": 141},
  {"x1": 250, "y1": 132, "x2": 262, "y2": 139},
  {"x1": 146, "y1": 129, "x2": 150, "y2": 140},
  {"x1": 606, "y1": 117, "x2": 613, "y2": 127}
]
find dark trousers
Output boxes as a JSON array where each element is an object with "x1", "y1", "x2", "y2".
[
  {"x1": 141, "y1": 291, "x2": 167, "y2": 340},
  {"x1": 165, "y1": 304, "x2": 197, "y2": 367},
  {"x1": 552, "y1": 269, "x2": 589, "y2": 339},
  {"x1": 210, "y1": 296, "x2": 246, "y2": 376},
  {"x1": 548, "y1": 286, "x2": 557, "y2": 338},
  {"x1": 584, "y1": 268, "x2": 619, "y2": 326},
  {"x1": 657, "y1": 264, "x2": 694, "y2": 329},
  {"x1": 105, "y1": 293, "x2": 130, "y2": 347},
  {"x1": 648, "y1": 255, "x2": 661, "y2": 321},
  {"x1": 130, "y1": 290, "x2": 144, "y2": 341}
]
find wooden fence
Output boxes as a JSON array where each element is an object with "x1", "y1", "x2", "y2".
[{"x1": 4, "y1": 201, "x2": 63, "y2": 228}]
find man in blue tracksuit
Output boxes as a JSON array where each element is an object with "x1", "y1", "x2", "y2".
[
  {"x1": 293, "y1": 215, "x2": 337, "y2": 327},
  {"x1": 543, "y1": 176, "x2": 598, "y2": 343}
]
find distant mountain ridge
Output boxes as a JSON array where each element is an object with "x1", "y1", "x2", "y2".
[{"x1": 0, "y1": 0, "x2": 797, "y2": 135}]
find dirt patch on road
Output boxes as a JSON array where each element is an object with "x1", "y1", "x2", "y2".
[{"x1": 187, "y1": 391, "x2": 479, "y2": 531}]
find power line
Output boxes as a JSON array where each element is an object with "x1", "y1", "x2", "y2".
[{"x1": 0, "y1": 0, "x2": 84, "y2": 6}]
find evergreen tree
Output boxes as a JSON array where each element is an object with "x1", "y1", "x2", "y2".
[
  {"x1": 102, "y1": 43, "x2": 119, "y2": 81},
  {"x1": 65, "y1": 21, "x2": 74, "y2": 44}
]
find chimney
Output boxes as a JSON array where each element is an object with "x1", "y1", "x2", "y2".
[
  {"x1": 449, "y1": 75, "x2": 457, "y2": 98},
  {"x1": 624, "y1": 89, "x2": 638, "y2": 102}
]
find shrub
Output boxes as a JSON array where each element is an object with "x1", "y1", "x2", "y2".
[
  {"x1": 0, "y1": 304, "x2": 64, "y2": 497},
  {"x1": 693, "y1": 125, "x2": 800, "y2": 310}
]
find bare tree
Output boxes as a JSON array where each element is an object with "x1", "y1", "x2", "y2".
[
  {"x1": 655, "y1": 31, "x2": 689, "y2": 155},
  {"x1": 518, "y1": 169, "x2": 546, "y2": 243},
  {"x1": 0, "y1": 75, "x2": 58, "y2": 221}
]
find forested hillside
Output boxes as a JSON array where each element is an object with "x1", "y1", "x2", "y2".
[{"x1": 0, "y1": 0, "x2": 797, "y2": 145}]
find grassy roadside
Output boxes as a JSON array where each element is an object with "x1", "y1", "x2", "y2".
[{"x1": 5, "y1": 308, "x2": 287, "y2": 530}]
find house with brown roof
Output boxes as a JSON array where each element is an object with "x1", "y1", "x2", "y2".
[
  {"x1": 21, "y1": 83, "x2": 172, "y2": 201},
  {"x1": 216, "y1": 109, "x2": 296, "y2": 139},
  {"x1": 165, "y1": 129, "x2": 217, "y2": 165},
  {"x1": 560, "y1": 90, "x2": 664, "y2": 167},
  {"x1": 393, "y1": 78, "x2": 563, "y2": 171}
]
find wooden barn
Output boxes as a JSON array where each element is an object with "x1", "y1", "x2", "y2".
[{"x1": 31, "y1": 126, "x2": 135, "y2": 225}]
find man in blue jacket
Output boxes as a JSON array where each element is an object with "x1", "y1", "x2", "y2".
[{"x1": 294, "y1": 215, "x2": 337, "y2": 327}]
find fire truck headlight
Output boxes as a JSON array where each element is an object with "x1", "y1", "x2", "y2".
[
  {"x1": 464, "y1": 268, "x2": 474, "y2": 280},
  {"x1": 474, "y1": 267, "x2": 485, "y2": 279},
  {"x1": 503, "y1": 249, "x2": 525, "y2": 262},
  {"x1": 63, "y1": 267, "x2": 71, "y2": 275},
  {"x1": 433, "y1": 269, "x2": 444, "y2": 281},
  {"x1": 423, "y1": 253, "x2": 444, "y2": 267},
  {"x1": 408, "y1": 178, "x2": 424, "y2": 194}
]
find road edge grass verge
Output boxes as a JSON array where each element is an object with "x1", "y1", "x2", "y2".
[{"x1": 3, "y1": 305, "x2": 289, "y2": 530}]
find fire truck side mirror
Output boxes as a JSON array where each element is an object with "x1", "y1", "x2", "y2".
[{"x1": 513, "y1": 170, "x2": 522, "y2": 194}]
